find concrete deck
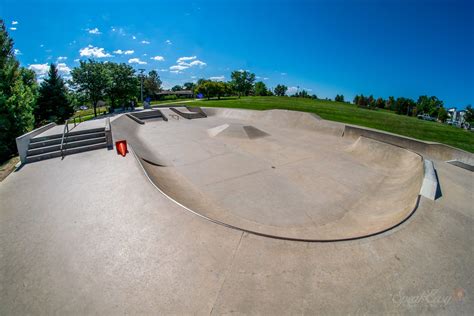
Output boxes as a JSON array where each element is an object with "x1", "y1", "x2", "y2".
[
  {"x1": 1, "y1": 108, "x2": 473, "y2": 314},
  {"x1": 34, "y1": 117, "x2": 110, "y2": 138}
]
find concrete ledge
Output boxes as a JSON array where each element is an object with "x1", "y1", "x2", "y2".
[
  {"x1": 344, "y1": 125, "x2": 474, "y2": 165},
  {"x1": 126, "y1": 113, "x2": 145, "y2": 125},
  {"x1": 15, "y1": 123, "x2": 56, "y2": 164},
  {"x1": 104, "y1": 118, "x2": 113, "y2": 149},
  {"x1": 420, "y1": 159, "x2": 439, "y2": 200}
]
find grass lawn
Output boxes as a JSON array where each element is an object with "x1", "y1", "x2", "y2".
[
  {"x1": 185, "y1": 96, "x2": 474, "y2": 153},
  {"x1": 150, "y1": 99, "x2": 194, "y2": 105}
]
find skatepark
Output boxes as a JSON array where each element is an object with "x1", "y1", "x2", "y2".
[{"x1": 1, "y1": 106, "x2": 473, "y2": 314}]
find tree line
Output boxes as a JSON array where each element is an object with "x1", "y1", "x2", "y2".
[
  {"x1": 352, "y1": 94, "x2": 451, "y2": 121},
  {"x1": 2, "y1": 20, "x2": 472, "y2": 162}
]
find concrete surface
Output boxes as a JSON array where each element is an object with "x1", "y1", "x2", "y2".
[
  {"x1": 112, "y1": 109, "x2": 423, "y2": 240},
  {"x1": 34, "y1": 117, "x2": 110, "y2": 138},
  {"x1": 1, "y1": 108, "x2": 473, "y2": 314},
  {"x1": 344, "y1": 125, "x2": 474, "y2": 165},
  {"x1": 15, "y1": 122, "x2": 56, "y2": 164},
  {"x1": 420, "y1": 159, "x2": 439, "y2": 200}
]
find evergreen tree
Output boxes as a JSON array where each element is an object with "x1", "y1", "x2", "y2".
[
  {"x1": 0, "y1": 20, "x2": 37, "y2": 161},
  {"x1": 35, "y1": 63, "x2": 73, "y2": 125}
]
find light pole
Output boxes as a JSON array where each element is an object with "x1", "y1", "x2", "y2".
[{"x1": 139, "y1": 68, "x2": 145, "y2": 103}]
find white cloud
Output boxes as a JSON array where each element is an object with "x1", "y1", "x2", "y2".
[
  {"x1": 12, "y1": 21, "x2": 18, "y2": 25},
  {"x1": 177, "y1": 56, "x2": 196, "y2": 63},
  {"x1": 141, "y1": 40, "x2": 150, "y2": 44},
  {"x1": 113, "y1": 49, "x2": 134, "y2": 55},
  {"x1": 263, "y1": 77, "x2": 269, "y2": 80},
  {"x1": 158, "y1": 68, "x2": 168, "y2": 72},
  {"x1": 9, "y1": 27, "x2": 17, "y2": 31},
  {"x1": 281, "y1": 72, "x2": 287, "y2": 76},
  {"x1": 170, "y1": 56, "x2": 206, "y2": 73},
  {"x1": 188, "y1": 60, "x2": 206, "y2": 67},
  {"x1": 88, "y1": 27, "x2": 101, "y2": 34},
  {"x1": 79, "y1": 45, "x2": 113, "y2": 58},
  {"x1": 57, "y1": 56, "x2": 67, "y2": 61},
  {"x1": 287, "y1": 86, "x2": 298, "y2": 95},
  {"x1": 57, "y1": 63, "x2": 71, "y2": 75},
  {"x1": 191, "y1": 76, "x2": 196, "y2": 79},
  {"x1": 28, "y1": 63, "x2": 49, "y2": 76},
  {"x1": 74, "y1": 59, "x2": 80, "y2": 62},
  {"x1": 150, "y1": 55, "x2": 164, "y2": 61},
  {"x1": 170, "y1": 64, "x2": 188, "y2": 71},
  {"x1": 40, "y1": 44, "x2": 44, "y2": 48},
  {"x1": 128, "y1": 58, "x2": 146, "y2": 65},
  {"x1": 210, "y1": 76, "x2": 225, "y2": 81},
  {"x1": 132, "y1": 35, "x2": 136, "y2": 40},
  {"x1": 165, "y1": 39, "x2": 172, "y2": 45},
  {"x1": 14, "y1": 49, "x2": 21, "y2": 55}
]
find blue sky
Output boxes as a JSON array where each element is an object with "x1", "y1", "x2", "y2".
[{"x1": 2, "y1": 0, "x2": 473, "y2": 107}]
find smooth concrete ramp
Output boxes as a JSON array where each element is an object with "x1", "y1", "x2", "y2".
[
  {"x1": 207, "y1": 123, "x2": 270, "y2": 139},
  {"x1": 113, "y1": 108, "x2": 425, "y2": 241}
]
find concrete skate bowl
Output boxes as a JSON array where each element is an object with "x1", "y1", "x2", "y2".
[{"x1": 114, "y1": 108, "x2": 424, "y2": 241}]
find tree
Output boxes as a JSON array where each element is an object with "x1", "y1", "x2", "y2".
[
  {"x1": 194, "y1": 80, "x2": 228, "y2": 100},
  {"x1": 375, "y1": 97, "x2": 385, "y2": 109},
  {"x1": 437, "y1": 107, "x2": 448, "y2": 122},
  {"x1": 70, "y1": 59, "x2": 109, "y2": 117},
  {"x1": 143, "y1": 70, "x2": 162, "y2": 97},
  {"x1": 394, "y1": 97, "x2": 416, "y2": 115},
  {"x1": 464, "y1": 105, "x2": 474, "y2": 123},
  {"x1": 34, "y1": 64, "x2": 73, "y2": 126},
  {"x1": 183, "y1": 82, "x2": 195, "y2": 91},
  {"x1": 254, "y1": 81, "x2": 269, "y2": 96},
  {"x1": 274, "y1": 84, "x2": 288, "y2": 96},
  {"x1": 0, "y1": 20, "x2": 37, "y2": 161},
  {"x1": 353, "y1": 95, "x2": 360, "y2": 105},
  {"x1": 171, "y1": 85, "x2": 182, "y2": 92},
  {"x1": 367, "y1": 95, "x2": 375, "y2": 108},
  {"x1": 293, "y1": 89, "x2": 310, "y2": 98},
  {"x1": 416, "y1": 95, "x2": 443, "y2": 117},
  {"x1": 386, "y1": 96, "x2": 395, "y2": 110},
  {"x1": 356, "y1": 94, "x2": 368, "y2": 107},
  {"x1": 230, "y1": 70, "x2": 255, "y2": 97},
  {"x1": 104, "y1": 62, "x2": 138, "y2": 109},
  {"x1": 335, "y1": 94, "x2": 345, "y2": 102}
]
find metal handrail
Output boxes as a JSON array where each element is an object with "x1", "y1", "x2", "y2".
[
  {"x1": 59, "y1": 121, "x2": 69, "y2": 159},
  {"x1": 59, "y1": 115, "x2": 83, "y2": 159}
]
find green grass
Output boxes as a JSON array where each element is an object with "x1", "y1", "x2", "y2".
[
  {"x1": 150, "y1": 99, "x2": 194, "y2": 105},
  {"x1": 185, "y1": 96, "x2": 474, "y2": 153},
  {"x1": 73, "y1": 106, "x2": 108, "y2": 118}
]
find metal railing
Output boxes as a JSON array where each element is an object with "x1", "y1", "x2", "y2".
[{"x1": 59, "y1": 116, "x2": 83, "y2": 159}]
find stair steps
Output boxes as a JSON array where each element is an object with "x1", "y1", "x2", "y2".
[{"x1": 25, "y1": 127, "x2": 108, "y2": 163}]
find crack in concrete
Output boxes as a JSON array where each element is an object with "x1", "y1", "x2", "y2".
[{"x1": 209, "y1": 231, "x2": 244, "y2": 315}]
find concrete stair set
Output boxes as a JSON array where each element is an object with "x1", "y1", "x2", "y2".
[{"x1": 25, "y1": 127, "x2": 107, "y2": 163}]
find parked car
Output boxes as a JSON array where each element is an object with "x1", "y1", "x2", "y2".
[
  {"x1": 417, "y1": 114, "x2": 436, "y2": 121},
  {"x1": 79, "y1": 105, "x2": 88, "y2": 110}
]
